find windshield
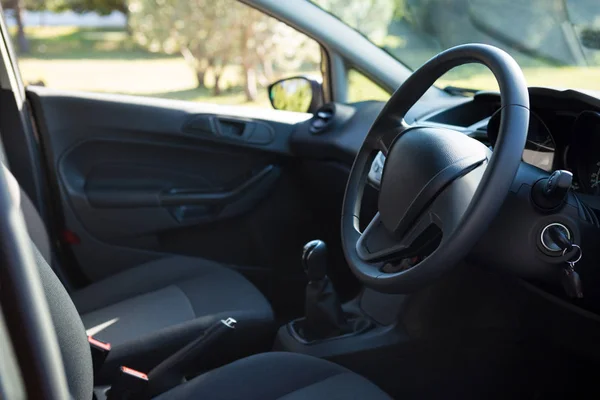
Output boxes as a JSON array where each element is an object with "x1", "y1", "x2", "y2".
[{"x1": 309, "y1": 0, "x2": 600, "y2": 91}]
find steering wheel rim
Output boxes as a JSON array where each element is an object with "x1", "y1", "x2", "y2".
[{"x1": 341, "y1": 44, "x2": 530, "y2": 294}]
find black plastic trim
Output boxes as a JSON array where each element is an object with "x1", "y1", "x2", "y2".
[{"x1": 87, "y1": 165, "x2": 278, "y2": 209}]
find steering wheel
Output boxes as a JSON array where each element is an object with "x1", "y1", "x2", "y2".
[{"x1": 342, "y1": 44, "x2": 530, "y2": 293}]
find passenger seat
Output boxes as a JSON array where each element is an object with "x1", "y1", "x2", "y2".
[{"x1": 10, "y1": 164, "x2": 275, "y2": 382}]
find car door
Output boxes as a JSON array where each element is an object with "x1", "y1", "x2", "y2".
[
  {"x1": 0, "y1": 0, "x2": 331, "y2": 316},
  {"x1": 27, "y1": 89, "x2": 318, "y2": 304}
]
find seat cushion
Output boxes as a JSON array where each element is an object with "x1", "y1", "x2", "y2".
[
  {"x1": 155, "y1": 352, "x2": 391, "y2": 400},
  {"x1": 72, "y1": 256, "x2": 274, "y2": 382}
]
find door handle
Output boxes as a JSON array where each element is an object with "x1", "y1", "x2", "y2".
[
  {"x1": 160, "y1": 165, "x2": 276, "y2": 206},
  {"x1": 87, "y1": 165, "x2": 278, "y2": 209},
  {"x1": 183, "y1": 115, "x2": 274, "y2": 145}
]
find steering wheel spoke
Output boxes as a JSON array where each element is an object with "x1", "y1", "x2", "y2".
[
  {"x1": 429, "y1": 163, "x2": 487, "y2": 240},
  {"x1": 356, "y1": 211, "x2": 440, "y2": 263},
  {"x1": 376, "y1": 120, "x2": 411, "y2": 156}
]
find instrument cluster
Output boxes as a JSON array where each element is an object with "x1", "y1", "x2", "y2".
[{"x1": 488, "y1": 109, "x2": 600, "y2": 195}]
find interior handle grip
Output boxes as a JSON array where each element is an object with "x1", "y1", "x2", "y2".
[
  {"x1": 87, "y1": 165, "x2": 278, "y2": 209},
  {"x1": 160, "y1": 165, "x2": 276, "y2": 206}
]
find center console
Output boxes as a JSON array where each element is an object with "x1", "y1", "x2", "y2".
[{"x1": 274, "y1": 240, "x2": 410, "y2": 361}]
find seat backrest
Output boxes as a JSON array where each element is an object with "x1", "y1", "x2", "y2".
[{"x1": 3, "y1": 165, "x2": 93, "y2": 399}]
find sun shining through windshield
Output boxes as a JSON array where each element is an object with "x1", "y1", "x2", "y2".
[{"x1": 310, "y1": 0, "x2": 600, "y2": 91}]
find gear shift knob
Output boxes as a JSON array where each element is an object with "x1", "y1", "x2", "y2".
[{"x1": 302, "y1": 240, "x2": 328, "y2": 282}]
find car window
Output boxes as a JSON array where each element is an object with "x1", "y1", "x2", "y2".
[
  {"x1": 347, "y1": 69, "x2": 391, "y2": 102},
  {"x1": 309, "y1": 0, "x2": 600, "y2": 91},
  {"x1": 1, "y1": 0, "x2": 322, "y2": 108}
]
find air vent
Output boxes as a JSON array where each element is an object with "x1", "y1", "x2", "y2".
[{"x1": 310, "y1": 104, "x2": 335, "y2": 134}]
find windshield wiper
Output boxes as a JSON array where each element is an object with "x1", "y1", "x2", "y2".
[{"x1": 444, "y1": 86, "x2": 479, "y2": 97}]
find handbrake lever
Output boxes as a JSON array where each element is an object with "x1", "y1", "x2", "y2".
[{"x1": 145, "y1": 318, "x2": 237, "y2": 397}]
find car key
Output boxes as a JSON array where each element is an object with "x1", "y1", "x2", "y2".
[
  {"x1": 548, "y1": 225, "x2": 573, "y2": 252},
  {"x1": 561, "y1": 244, "x2": 583, "y2": 298}
]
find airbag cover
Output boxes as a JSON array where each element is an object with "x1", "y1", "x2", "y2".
[{"x1": 378, "y1": 127, "x2": 489, "y2": 235}]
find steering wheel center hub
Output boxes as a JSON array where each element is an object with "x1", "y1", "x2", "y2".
[{"x1": 378, "y1": 127, "x2": 489, "y2": 237}]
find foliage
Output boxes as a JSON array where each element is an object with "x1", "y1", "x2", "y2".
[
  {"x1": 392, "y1": 0, "x2": 409, "y2": 20},
  {"x1": 2, "y1": 0, "x2": 127, "y2": 54},
  {"x1": 129, "y1": 0, "x2": 319, "y2": 100},
  {"x1": 270, "y1": 78, "x2": 313, "y2": 112},
  {"x1": 311, "y1": 0, "x2": 395, "y2": 45},
  {"x1": 15, "y1": 26, "x2": 600, "y2": 113},
  {"x1": 2, "y1": 0, "x2": 35, "y2": 52},
  {"x1": 581, "y1": 28, "x2": 600, "y2": 50},
  {"x1": 1, "y1": 0, "x2": 43, "y2": 11},
  {"x1": 47, "y1": 0, "x2": 127, "y2": 15},
  {"x1": 347, "y1": 70, "x2": 390, "y2": 102}
]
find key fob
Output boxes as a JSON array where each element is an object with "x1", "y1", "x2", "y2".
[{"x1": 562, "y1": 267, "x2": 583, "y2": 298}]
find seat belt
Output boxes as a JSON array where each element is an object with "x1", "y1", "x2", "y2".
[{"x1": 88, "y1": 336, "x2": 111, "y2": 381}]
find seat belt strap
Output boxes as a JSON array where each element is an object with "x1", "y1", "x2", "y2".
[{"x1": 88, "y1": 336, "x2": 111, "y2": 380}]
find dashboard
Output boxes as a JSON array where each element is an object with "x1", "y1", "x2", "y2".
[
  {"x1": 565, "y1": 112, "x2": 600, "y2": 195},
  {"x1": 290, "y1": 86, "x2": 600, "y2": 364},
  {"x1": 413, "y1": 88, "x2": 600, "y2": 198},
  {"x1": 486, "y1": 104, "x2": 600, "y2": 196},
  {"x1": 292, "y1": 87, "x2": 600, "y2": 202},
  {"x1": 364, "y1": 89, "x2": 600, "y2": 197}
]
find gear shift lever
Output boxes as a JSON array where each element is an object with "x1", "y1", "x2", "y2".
[
  {"x1": 303, "y1": 240, "x2": 328, "y2": 281},
  {"x1": 301, "y1": 240, "x2": 348, "y2": 340}
]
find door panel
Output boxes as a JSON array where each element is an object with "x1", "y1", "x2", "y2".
[
  {"x1": 27, "y1": 87, "x2": 315, "y2": 302},
  {"x1": 60, "y1": 139, "x2": 278, "y2": 240}
]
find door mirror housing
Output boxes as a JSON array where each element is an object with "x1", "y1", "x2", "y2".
[{"x1": 268, "y1": 77, "x2": 323, "y2": 113}]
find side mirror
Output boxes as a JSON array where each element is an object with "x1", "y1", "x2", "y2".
[{"x1": 268, "y1": 76, "x2": 323, "y2": 113}]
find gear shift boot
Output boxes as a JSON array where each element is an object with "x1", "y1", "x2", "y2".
[
  {"x1": 303, "y1": 277, "x2": 349, "y2": 340},
  {"x1": 296, "y1": 240, "x2": 368, "y2": 341},
  {"x1": 289, "y1": 313, "x2": 372, "y2": 344}
]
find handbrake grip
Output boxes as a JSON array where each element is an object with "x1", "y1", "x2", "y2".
[{"x1": 145, "y1": 318, "x2": 237, "y2": 397}]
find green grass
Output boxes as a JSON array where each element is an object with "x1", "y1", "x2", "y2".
[
  {"x1": 348, "y1": 70, "x2": 391, "y2": 102},
  {"x1": 15, "y1": 26, "x2": 274, "y2": 108},
  {"x1": 20, "y1": 26, "x2": 171, "y2": 60},
  {"x1": 11, "y1": 26, "x2": 600, "y2": 109}
]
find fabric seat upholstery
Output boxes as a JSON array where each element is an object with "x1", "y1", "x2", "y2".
[
  {"x1": 72, "y1": 256, "x2": 275, "y2": 382},
  {"x1": 5, "y1": 161, "x2": 276, "y2": 383},
  {"x1": 155, "y1": 352, "x2": 392, "y2": 400},
  {"x1": 5, "y1": 164, "x2": 391, "y2": 400}
]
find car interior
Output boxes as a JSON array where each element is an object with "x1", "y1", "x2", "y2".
[{"x1": 2, "y1": 1, "x2": 600, "y2": 400}]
